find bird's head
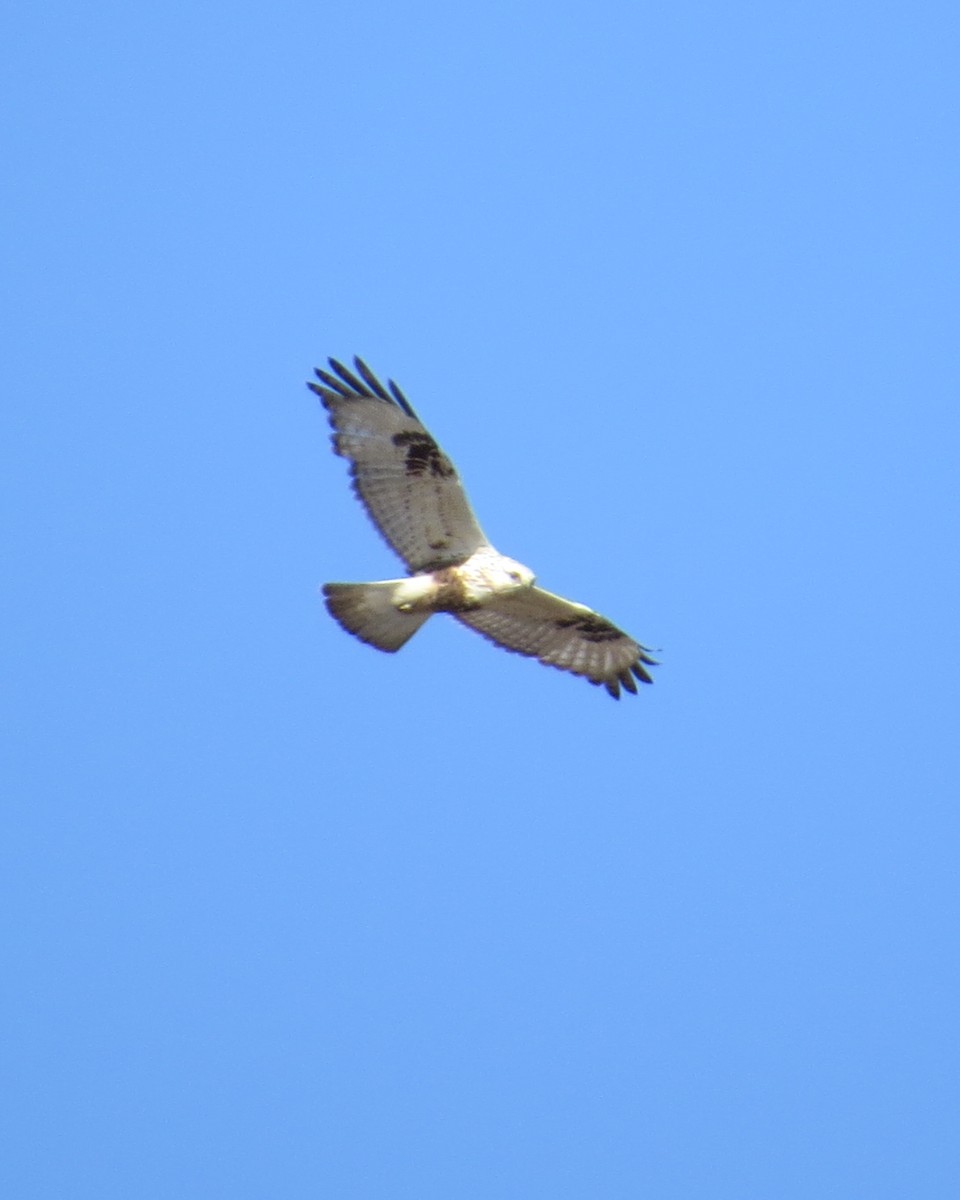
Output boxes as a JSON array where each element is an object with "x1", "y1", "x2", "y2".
[{"x1": 500, "y1": 557, "x2": 536, "y2": 593}]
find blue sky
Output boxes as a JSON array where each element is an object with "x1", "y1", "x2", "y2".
[{"x1": 3, "y1": 1, "x2": 959, "y2": 1196}]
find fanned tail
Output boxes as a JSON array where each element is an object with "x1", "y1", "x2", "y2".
[{"x1": 322, "y1": 581, "x2": 431, "y2": 652}]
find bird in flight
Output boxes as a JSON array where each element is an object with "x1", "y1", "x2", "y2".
[{"x1": 309, "y1": 357, "x2": 658, "y2": 699}]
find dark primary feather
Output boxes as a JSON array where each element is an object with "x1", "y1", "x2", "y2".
[
  {"x1": 353, "y1": 357, "x2": 392, "y2": 401},
  {"x1": 308, "y1": 357, "x2": 418, "y2": 420},
  {"x1": 326, "y1": 358, "x2": 370, "y2": 398}
]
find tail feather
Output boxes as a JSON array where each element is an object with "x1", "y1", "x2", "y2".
[{"x1": 322, "y1": 581, "x2": 431, "y2": 652}]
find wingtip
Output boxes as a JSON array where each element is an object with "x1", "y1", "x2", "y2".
[
  {"x1": 353, "y1": 356, "x2": 391, "y2": 401},
  {"x1": 309, "y1": 356, "x2": 418, "y2": 418},
  {"x1": 620, "y1": 669, "x2": 639, "y2": 695},
  {"x1": 630, "y1": 660, "x2": 655, "y2": 685},
  {"x1": 328, "y1": 357, "x2": 373, "y2": 397},
  {"x1": 307, "y1": 377, "x2": 339, "y2": 404}
]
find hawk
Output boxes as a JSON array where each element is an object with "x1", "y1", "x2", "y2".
[{"x1": 309, "y1": 357, "x2": 658, "y2": 699}]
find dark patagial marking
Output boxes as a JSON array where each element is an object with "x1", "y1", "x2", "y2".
[
  {"x1": 392, "y1": 431, "x2": 455, "y2": 479},
  {"x1": 554, "y1": 614, "x2": 622, "y2": 643}
]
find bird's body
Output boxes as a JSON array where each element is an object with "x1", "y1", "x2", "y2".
[
  {"x1": 393, "y1": 547, "x2": 536, "y2": 614},
  {"x1": 309, "y1": 357, "x2": 657, "y2": 699}
]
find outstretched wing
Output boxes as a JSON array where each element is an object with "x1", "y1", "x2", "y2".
[
  {"x1": 455, "y1": 586, "x2": 657, "y2": 699},
  {"x1": 309, "y1": 357, "x2": 489, "y2": 572}
]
